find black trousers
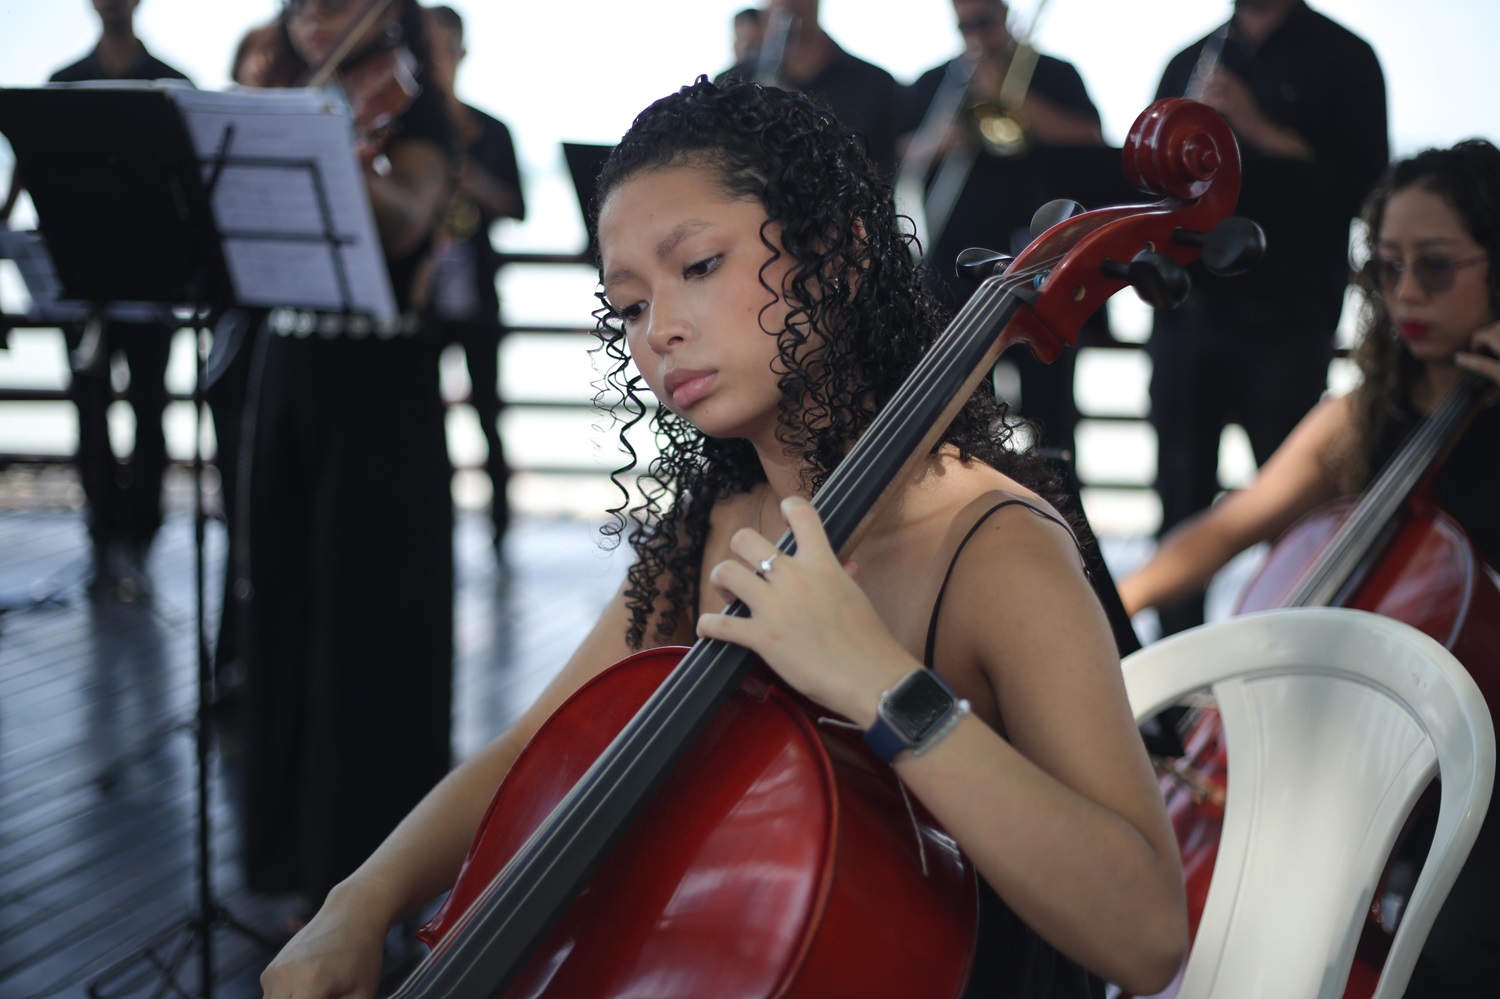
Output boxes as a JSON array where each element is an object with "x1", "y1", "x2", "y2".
[
  {"x1": 440, "y1": 320, "x2": 509, "y2": 538},
  {"x1": 1002, "y1": 347, "x2": 1079, "y2": 463},
  {"x1": 1147, "y1": 309, "x2": 1333, "y2": 635},
  {"x1": 234, "y1": 330, "x2": 455, "y2": 899},
  {"x1": 63, "y1": 320, "x2": 174, "y2": 550},
  {"x1": 1403, "y1": 805, "x2": 1500, "y2": 995}
]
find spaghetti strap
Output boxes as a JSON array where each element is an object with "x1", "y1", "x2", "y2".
[{"x1": 923, "y1": 499, "x2": 1083, "y2": 669}]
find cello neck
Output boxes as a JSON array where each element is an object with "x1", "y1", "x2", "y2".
[{"x1": 1284, "y1": 369, "x2": 1489, "y2": 608}]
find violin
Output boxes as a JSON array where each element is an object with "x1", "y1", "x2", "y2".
[
  {"x1": 1152, "y1": 369, "x2": 1500, "y2": 998},
  {"x1": 390, "y1": 98, "x2": 1254, "y2": 999},
  {"x1": 297, "y1": 0, "x2": 420, "y2": 166}
]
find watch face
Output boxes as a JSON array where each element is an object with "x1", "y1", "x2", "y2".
[{"x1": 888, "y1": 670, "x2": 955, "y2": 741}]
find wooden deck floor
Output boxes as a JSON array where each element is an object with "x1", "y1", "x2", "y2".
[
  {"x1": 0, "y1": 475, "x2": 1185, "y2": 999},
  {"x1": 0, "y1": 500, "x2": 625, "y2": 999}
]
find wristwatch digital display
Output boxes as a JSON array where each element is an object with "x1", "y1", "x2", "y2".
[{"x1": 862, "y1": 668, "x2": 971, "y2": 764}]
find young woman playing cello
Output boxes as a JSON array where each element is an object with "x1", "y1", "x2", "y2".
[
  {"x1": 1118, "y1": 138, "x2": 1500, "y2": 994},
  {"x1": 259, "y1": 77, "x2": 1187, "y2": 999}
]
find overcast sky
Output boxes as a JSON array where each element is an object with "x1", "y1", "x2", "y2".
[{"x1": 2, "y1": 0, "x2": 1497, "y2": 252}]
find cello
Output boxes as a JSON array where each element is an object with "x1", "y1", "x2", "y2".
[
  {"x1": 1154, "y1": 367, "x2": 1500, "y2": 998},
  {"x1": 386, "y1": 98, "x2": 1253, "y2": 999}
]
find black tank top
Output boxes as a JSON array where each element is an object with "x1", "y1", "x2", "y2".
[
  {"x1": 924, "y1": 499, "x2": 1105, "y2": 999},
  {"x1": 1433, "y1": 402, "x2": 1500, "y2": 567}
]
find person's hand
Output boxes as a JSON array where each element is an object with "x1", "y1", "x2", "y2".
[
  {"x1": 259, "y1": 888, "x2": 393, "y2": 999},
  {"x1": 695, "y1": 496, "x2": 913, "y2": 724},
  {"x1": 1457, "y1": 320, "x2": 1500, "y2": 387},
  {"x1": 1199, "y1": 68, "x2": 1312, "y2": 159}
]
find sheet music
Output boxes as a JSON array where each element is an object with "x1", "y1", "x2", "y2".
[{"x1": 168, "y1": 87, "x2": 397, "y2": 320}]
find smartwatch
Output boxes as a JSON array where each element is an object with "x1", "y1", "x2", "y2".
[{"x1": 862, "y1": 668, "x2": 971, "y2": 764}]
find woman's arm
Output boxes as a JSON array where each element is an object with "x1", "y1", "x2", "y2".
[
  {"x1": 260, "y1": 579, "x2": 643, "y2": 999},
  {"x1": 1117, "y1": 396, "x2": 1350, "y2": 615},
  {"x1": 698, "y1": 497, "x2": 1186, "y2": 992},
  {"x1": 366, "y1": 136, "x2": 452, "y2": 260},
  {"x1": 900, "y1": 508, "x2": 1186, "y2": 991}
]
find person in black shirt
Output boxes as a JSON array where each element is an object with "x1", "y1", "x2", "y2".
[
  {"x1": 424, "y1": 5, "x2": 527, "y2": 552},
  {"x1": 1148, "y1": 0, "x2": 1388, "y2": 635},
  {"x1": 716, "y1": 0, "x2": 901, "y2": 176},
  {"x1": 227, "y1": 0, "x2": 459, "y2": 913},
  {"x1": 899, "y1": 0, "x2": 1109, "y2": 463},
  {"x1": 2, "y1": 0, "x2": 191, "y2": 600},
  {"x1": 731, "y1": 7, "x2": 765, "y2": 66}
]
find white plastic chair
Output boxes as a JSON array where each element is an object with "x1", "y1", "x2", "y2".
[{"x1": 1123, "y1": 608, "x2": 1495, "y2": 999}]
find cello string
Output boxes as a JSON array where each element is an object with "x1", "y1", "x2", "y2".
[
  {"x1": 1289, "y1": 369, "x2": 1489, "y2": 606},
  {"x1": 802, "y1": 259, "x2": 1057, "y2": 539}
]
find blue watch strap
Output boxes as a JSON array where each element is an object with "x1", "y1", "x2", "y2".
[
  {"x1": 862, "y1": 716, "x2": 912, "y2": 765},
  {"x1": 863, "y1": 669, "x2": 963, "y2": 764}
]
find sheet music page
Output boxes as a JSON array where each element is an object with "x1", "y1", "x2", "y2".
[{"x1": 168, "y1": 87, "x2": 397, "y2": 320}]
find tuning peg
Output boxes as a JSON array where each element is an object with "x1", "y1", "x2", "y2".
[
  {"x1": 955, "y1": 246, "x2": 1014, "y2": 282},
  {"x1": 1030, "y1": 199, "x2": 1086, "y2": 240},
  {"x1": 1101, "y1": 250, "x2": 1192, "y2": 310},
  {"x1": 1171, "y1": 216, "x2": 1266, "y2": 276}
]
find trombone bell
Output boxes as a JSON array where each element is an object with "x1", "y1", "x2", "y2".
[{"x1": 970, "y1": 101, "x2": 1029, "y2": 158}]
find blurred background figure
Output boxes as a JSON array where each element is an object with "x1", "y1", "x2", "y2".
[
  {"x1": 425, "y1": 4, "x2": 527, "y2": 553},
  {"x1": 898, "y1": 0, "x2": 1107, "y2": 463},
  {"x1": 1147, "y1": 0, "x2": 1388, "y2": 635},
  {"x1": 223, "y1": 0, "x2": 458, "y2": 923},
  {"x1": 228, "y1": 19, "x2": 279, "y2": 89},
  {"x1": 717, "y1": 0, "x2": 901, "y2": 175},
  {"x1": 731, "y1": 6, "x2": 765, "y2": 66},
  {"x1": 0, "y1": 0, "x2": 191, "y2": 601}
]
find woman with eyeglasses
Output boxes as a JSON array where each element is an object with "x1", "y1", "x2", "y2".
[
  {"x1": 1117, "y1": 138, "x2": 1500, "y2": 993},
  {"x1": 1118, "y1": 138, "x2": 1500, "y2": 619},
  {"x1": 222, "y1": 0, "x2": 461, "y2": 921}
]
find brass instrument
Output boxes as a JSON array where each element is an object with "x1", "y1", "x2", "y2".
[
  {"x1": 1185, "y1": 21, "x2": 1231, "y2": 101},
  {"x1": 966, "y1": 0, "x2": 1053, "y2": 159},
  {"x1": 894, "y1": 0, "x2": 1055, "y2": 256},
  {"x1": 753, "y1": 9, "x2": 794, "y2": 87},
  {"x1": 966, "y1": 40, "x2": 1041, "y2": 158},
  {"x1": 444, "y1": 195, "x2": 481, "y2": 242}
]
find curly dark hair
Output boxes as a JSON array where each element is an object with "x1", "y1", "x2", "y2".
[
  {"x1": 1340, "y1": 138, "x2": 1500, "y2": 491},
  {"x1": 587, "y1": 77, "x2": 1058, "y2": 649}
]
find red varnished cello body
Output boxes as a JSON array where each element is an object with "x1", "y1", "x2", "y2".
[
  {"x1": 385, "y1": 97, "x2": 1251, "y2": 999},
  {"x1": 1156, "y1": 371, "x2": 1500, "y2": 999},
  {"x1": 420, "y1": 649, "x2": 977, "y2": 998}
]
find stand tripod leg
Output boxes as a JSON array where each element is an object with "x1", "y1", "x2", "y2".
[
  {"x1": 85, "y1": 908, "x2": 281, "y2": 999},
  {"x1": 85, "y1": 306, "x2": 275, "y2": 999}
]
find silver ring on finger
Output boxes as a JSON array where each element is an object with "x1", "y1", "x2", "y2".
[{"x1": 755, "y1": 552, "x2": 779, "y2": 579}]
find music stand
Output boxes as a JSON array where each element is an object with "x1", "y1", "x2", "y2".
[
  {"x1": 0, "y1": 81, "x2": 390, "y2": 999},
  {"x1": 561, "y1": 141, "x2": 612, "y2": 254}
]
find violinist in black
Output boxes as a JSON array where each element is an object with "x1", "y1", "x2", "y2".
[
  {"x1": 227, "y1": 0, "x2": 459, "y2": 909},
  {"x1": 1119, "y1": 140, "x2": 1500, "y2": 993}
]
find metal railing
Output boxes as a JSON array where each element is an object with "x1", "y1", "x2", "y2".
[{"x1": 0, "y1": 248, "x2": 1165, "y2": 489}]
